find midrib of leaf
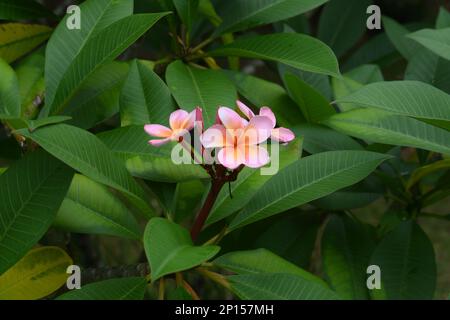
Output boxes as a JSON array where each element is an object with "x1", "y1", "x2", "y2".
[
  {"x1": 0, "y1": 164, "x2": 64, "y2": 240},
  {"x1": 186, "y1": 66, "x2": 210, "y2": 121},
  {"x1": 63, "y1": 197, "x2": 137, "y2": 238},
  {"x1": 0, "y1": 29, "x2": 51, "y2": 49},
  {"x1": 120, "y1": 281, "x2": 145, "y2": 300},
  {"x1": 153, "y1": 245, "x2": 191, "y2": 276}
]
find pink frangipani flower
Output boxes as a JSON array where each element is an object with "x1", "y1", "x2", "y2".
[
  {"x1": 144, "y1": 108, "x2": 198, "y2": 146},
  {"x1": 237, "y1": 100, "x2": 295, "y2": 143},
  {"x1": 200, "y1": 107, "x2": 273, "y2": 169}
]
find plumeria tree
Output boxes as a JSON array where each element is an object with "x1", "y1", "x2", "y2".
[{"x1": 0, "y1": 0, "x2": 449, "y2": 301}]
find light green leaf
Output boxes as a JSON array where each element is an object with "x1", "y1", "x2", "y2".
[
  {"x1": 0, "y1": 0, "x2": 55, "y2": 20},
  {"x1": 318, "y1": 0, "x2": 372, "y2": 57},
  {"x1": 336, "y1": 81, "x2": 450, "y2": 122},
  {"x1": 0, "y1": 150, "x2": 74, "y2": 275},
  {"x1": 54, "y1": 174, "x2": 141, "y2": 240},
  {"x1": 17, "y1": 124, "x2": 153, "y2": 217},
  {"x1": 345, "y1": 64, "x2": 384, "y2": 84},
  {"x1": 144, "y1": 218, "x2": 220, "y2": 281},
  {"x1": 57, "y1": 277, "x2": 147, "y2": 300},
  {"x1": 121, "y1": 59, "x2": 175, "y2": 127},
  {"x1": 166, "y1": 61, "x2": 237, "y2": 127},
  {"x1": 173, "y1": 0, "x2": 199, "y2": 34},
  {"x1": 0, "y1": 58, "x2": 20, "y2": 118},
  {"x1": 292, "y1": 124, "x2": 362, "y2": 154},
  {"x1": 370, "y1": 220, "x2": 436, "y2": 300},
  {"x1": 214, "y1": 0, "x2": 328, "y2": 36},
  {"x1": 324, "y1": 108, "x2": 450, "y2": 155},
  {"x1": 322, "y1": 215, "x2": 375, "y2": 299},
  {"x1": 228, "y1": 273, "x2": 339, "y2": 300},
  {"x1": 0, "y1": 23, "x2": 51, "y2": 63},
  {"x1": 207, "y1": 138, "x2": 302, "y2": 226},
  {"x1": 436, "y1": 7, "x2": 450, "y2": 29},
  {"x1": 65, "y1": 61, "x2": 130, "y2": 129},
  {"x1": 214, "y1": 248, "x2": 326, "y2": 286},
  {"x1": 0, "y1": 247, "x2": 72, "y2": 300},
  {"x1": 284, "y1": 73, "x2": 335, "y2": 123},
  {"x1": 382, "y1": 16, "x2": 422, "y2": 60},
  {"x1": 97, "y1": 125, "x2": 208, "y2": 182},
  {"x1": 209, "y1": 33, "x2": 340, "y2": 77},
  {"x1": 230, "y1": 150, "x2": 391, "y2": 229},
  {"x1": 408, "y1": 27, "x2": 450, "y2": 61},
  {"x1": 45, "y1": 3, "x2": 168, "y2": 115}
]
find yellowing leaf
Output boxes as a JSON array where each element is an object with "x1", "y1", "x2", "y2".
[
  {"x1": 0, "y1": 246, "x2": 72, "y2": 300},
  {"x1": 0, "y1": 23, "x2": 52, "y2": 63}
]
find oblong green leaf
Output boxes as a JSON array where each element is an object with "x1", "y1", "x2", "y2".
[
  {"x1": 336, "y1": 81, "x2": 450, "y2": 122},
  {"x1": 57, "y1": 277, "x2": 147, "y2": 300},
  {"x1": 370, "y1": 220, "x2": 436, "y2": 300},
  {"x1": 97, "y1": 125, "x2": 209, "y2": 182},
  {"x1": 208, "y1": 33, "x2": 340, "y2": 77},
  {"x1": 121, "y1": 59, "x2": 175, "y2": 126},
  {"x1": 323, "y1": 108, "x2": 450, "y2": 155},
  {"x1": 166, "y1": 61, "x2": 237, "y2": 127},
  {"x1": 144, "y1": 218, "x2": 220, "y2": 281},
  {"x1": 214, "y1": 0, "x2": 328, "y2": 36},
  {"x1": 382, "y1": 16, "x2": 421, "y2": 60},
  {"x1": 0, "y1": 247, "x2": 72, "y2": 300},
  {"x1": 0, "y1": 150, "x2": 74, "y2": 275},
  {"x1": 408, "y1": 28, "x2": 450, "y2": 61},
  {"x1": 53, "y1": 174, "x2": 141, "y2": 240},
  {"x1": 230, "y1": 150, "x2": 391, "y2": 229},
  {"x1": 228, "y1": 273, "x2": 339, "y2": 300},
  {"x1": 0, "y1": 23, "x2": 51, "y2": 63},
  {"x1": 322, "y1": 215, "x2": 375, "y2": 299},
  {"x1": 0, "y1": 58, "x2": 20, "y2": 118},
  {"x1": 17, "y1": 124, "x2": 153, "y2": 217}
]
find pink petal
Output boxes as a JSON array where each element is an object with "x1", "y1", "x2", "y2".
[
  {"x1": 148, "y1": 138, "x2": 171, "y2": 146},
  {"x1": 144, "y1": 124, "x2": 172, "y2": 138},
  {"x1": 218, "y1": 107, "x2": 247, "y2": 129},
  {"x1": 181, "y1": 109, "x2": 196, "y2": 131},
  {"x1": 217, "y1": 147, "x2": 244, "y2": 170},
  {"x1": 170, "y1": 109, "x2": 190, "y2": 130},
  {"x1": 259, "y1": 107, "x2": 276, "y2": 127},
  {"x1": 200, "y1": 125, "x2": 230, "y2": 148},
  {"x1": 242, "y1": 145, "x2": 270, "y2": 168},
  {"x1": 271, "y1": 127, "x2": 295, "y2": 143},
  {"x1": 239, "y1": 115, "x2": 273, "y2": 146},
  {"x1": 237, "y1": 100, "x2": 255, "y2": 120}
]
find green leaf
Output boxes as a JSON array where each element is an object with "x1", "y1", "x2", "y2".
[
  {"x1": 408, "y1": 27, "x2": 450, "y2": 61},
  {"x1": 0, "y1": 23, "x2": 51, "y2": 63},
  {"x1": 57, "y1": 277, "x2": 147, "y2": 300},
  {"x1": 292, "y1": 123, "x2": 362, "y2": 154},
  {"x1": 213, "y1": 0, "x2": 328, "y2": 36},
  {"x1": 370, "y1": 220, "x2": 436, "y2": 300},
  {"x1": 313, "y1": 184, "x2": 381, "y2": 210},
  {"x1": 323, "y1": 108, "x2": 450, "y2": 155},
  {"x1": 225, "y1": 70, "x2": 304, "y2": 126},
  {"x1": 382, "y1": 16, "x2": 422, "y2": 60},
  {"x1": 0, "y1": 150, "x2": 74, "y2": 275},
  {"x1": 336, "y1": 81, "x2": 450, "y2": 122},
  {"x1": 44, "y1": 4, "x2": 169, "y2": 115},
  {"x1": 345, "y1": 64, "x2": 384, "y2": 83},
  {"x1": 144, "y1": 218, "x2": 220, "y2": 281},
  {"x1": 215, "y1": 248, "x2": 326, "y2": 286},
  {"x1": 97, "y1": 125, "x2": 209, "y2": 182},
  {"x1": 121, "y1": 59, "x2": 175, "y2": 127},
  {"x1": 228, "y1": 273, "x2": 339, "y2": 300},
  {"x1": 17, "y1": 124, "x2": 153, "y2": 217},
  {"x1": 172, "y1": 180, "x2": 206, "y2": 223},
  {"x1": 318, "y1": 0, "x2": 372, "y2": 57},
  {"x1": 0, "y1": 58, "x2": 20, "y2": 118},
  {"x1": 173, "y1": 0, "x2": 199, "y2": 34},
  {"x1": 53, "y1": 174, "x2": 141, "y2": 240},
  {"x1": 166, "y1": 61, "x2": 237, "y2": 127},
  {"x1": 322, "y1": 215, "x2": 376, "y2": 299},
  {"x1": 0, "y1": 247, "x2": 72, "y2": 300},
  {"x1": 436, "y1": 7, "x2": 450, "y2": 29},
  {"x1": 0, "y1": 0, "x2": 55, "y2": 20},
  {"x1": 230, "y1": 150, "x2": 391, "y2": 229},
  {"x1": 198, "y1": 0, "x2": 222, "y2": 26},
  {"x1": 284, "y1": 73, "x2": 335, "y2": 123},
  {"x1": 65, "y1": 61, "x2": 130, "y2": 129},
  {"x1": 207, "y1": 138, "x2": 302, "y2": 226},
  {"x1": 209, "y1": 33, "x2": 340, "y2": 77},
  {"x1": 25, "y1": 116, "x2": 72, "y2": 131}
]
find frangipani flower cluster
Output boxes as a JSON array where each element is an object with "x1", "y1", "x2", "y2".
[{"x1": 144, "y1": 101, "x2": 295, "y2": 170}]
